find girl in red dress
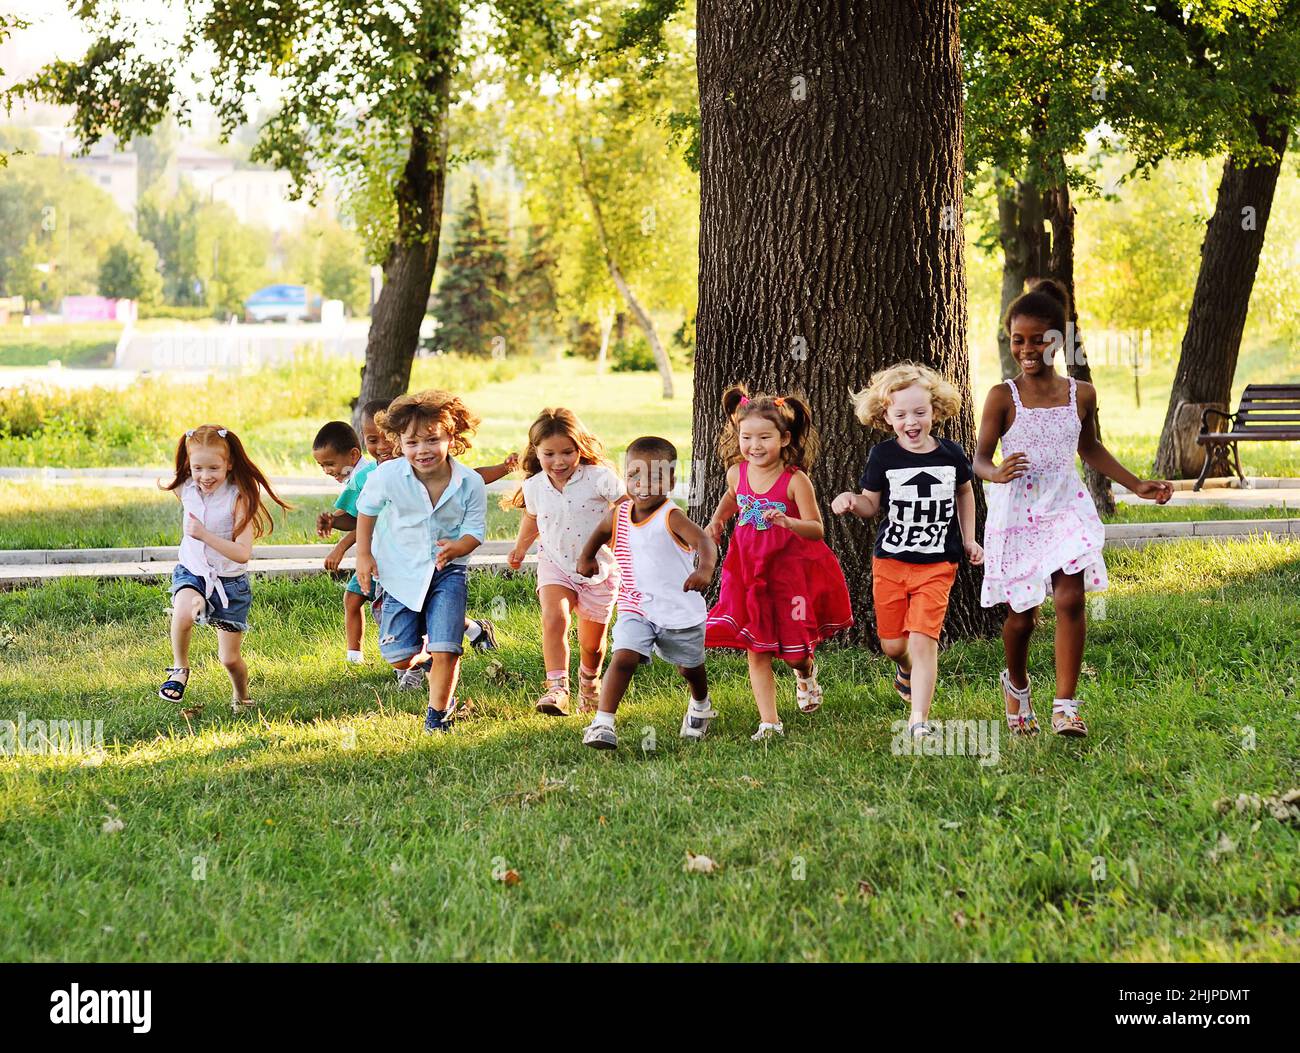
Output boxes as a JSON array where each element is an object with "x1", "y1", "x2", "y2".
[{"x1": 705, "y1": 385, "x2": 853, "y2": 740}]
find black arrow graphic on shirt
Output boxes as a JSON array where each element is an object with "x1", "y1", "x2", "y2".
[{"x1": 906, "y1": 470, "x2": 943, "y2": 497}]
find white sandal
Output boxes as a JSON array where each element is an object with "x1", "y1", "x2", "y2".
[
  {"x1": 1000, "y1": 669, "x2": 1039, "y2": 736},
  {"x1": 795, "y1": 665, "x2": 823, "y2": 713},
  {"x1": 751, "y1": 721, "x2": 785, "y2": 741}
]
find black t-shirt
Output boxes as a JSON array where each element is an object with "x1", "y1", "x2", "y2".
[{"x1": 858, "y1": 437, "x2": 974, "y2": 564}]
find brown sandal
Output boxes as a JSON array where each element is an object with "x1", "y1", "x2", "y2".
[
  {"x1": 535, "y1": 678, "x2": 570, "y2": 717},
  {"x1": 578, "y1": 669, "x2": 601, "y2": 714}
]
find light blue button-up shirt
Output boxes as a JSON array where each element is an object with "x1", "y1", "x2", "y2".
[{"x1": 356, "y1": 456, "x2": 487, "y2": 612}]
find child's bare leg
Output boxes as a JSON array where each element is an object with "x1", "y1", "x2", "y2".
[
  {"x1": 907, "y1": 632, "x2": 939, "y2": 723},
  {"x1": 677, "y1": 663, "x2": 709, "y2": 702},
  {"x1": 787, "y1": 654, "x2": 814, "y2": 677},
  {"x1": 597, "y1": 649, "x2": 642, "y2": 715},
  {"x1": 577, "y1": 615, "x2": 608, "y2": 677},
  {"x1": 344, "y1": 591, "x2": 365, "y2": 652},
  {"x1": 747, "y1": 649, "x2": 779, "y2": 724},
  {"x1": 539, "y1": 585, "x2": 576, "y2": 678},
  {"x1": 427, "y1": 652, "x2": 460, "y2": 713},
  {"x1": 170, "y1": 589, "x2": 203, "y2": 668},
  {"x1": 217, "y1": 629, "x2": 249, "y2": 701},
  {"x1": 879, "y1": 636, "x2": 909, "y2": 671},
  {"x1": 1050, "y1": 570, "x2": 1086, "y2": 699},
  {"x1": 1002, "y1": 607, "x2": 1036, "y2": 712}
]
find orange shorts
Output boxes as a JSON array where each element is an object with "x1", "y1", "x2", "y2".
[{"x1": 872, "y1": 557, "x2": 958, "y2": 641}]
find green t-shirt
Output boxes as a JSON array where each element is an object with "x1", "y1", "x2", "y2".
[{"x1": 333, "y1": 458, "x2": 376, "y2": 519}]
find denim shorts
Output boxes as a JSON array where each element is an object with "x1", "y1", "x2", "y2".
[
  {"x1": 170, "y1": 565, "x2": 252, "y2": 633},
  {"x1": 378, "y1": 565, "x2": 469, "y2": 662},
  {"x1": 612, "y1": 611, "x2": 706, "y2": 668}
]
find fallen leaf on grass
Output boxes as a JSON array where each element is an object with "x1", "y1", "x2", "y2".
[
  {"x1": 940, "y1": 820, "x2": 961, "y2": 830},
  {"x1": 496, "y1": 868, "x2": 522, "y2": 887},
  {"x1": 1207, "y1": 832, "x2": 1236, "y2": 863},
  {"x1": 952, "y1": 910, "x2": 969, "y2": 929},
  {"x1": 684, "y1": 852, "x2": 718, "y2": 874},
  {"x1": 857, "y1": 880, "x2": 875, "y2": 899},
  {"x1": 1213, "y1": 789, "x2": 1300, "y2": 825},
  {"x1": 100, "y1": 816, "x2": 124, "y2": 835}
]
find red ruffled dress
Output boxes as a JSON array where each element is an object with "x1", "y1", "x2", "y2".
[{"x1": 706, "y1": 462, "x2": 853, "y2": 660}]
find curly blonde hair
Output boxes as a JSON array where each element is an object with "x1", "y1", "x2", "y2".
[
  {"x1": 377, "y1": 390, "x2": 480, "y2": 456},
  {"x1": 850, "y1": 362, "x2": 961, "y2": 431}
]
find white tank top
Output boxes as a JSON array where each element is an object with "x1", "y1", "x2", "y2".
[{"x1": 612, "y1": 500, "x2": 707, "y2": 629}]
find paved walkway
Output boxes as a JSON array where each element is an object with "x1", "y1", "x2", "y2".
[{"x1": 4, "y1": 467, "x2": 1298, "y2": 504}]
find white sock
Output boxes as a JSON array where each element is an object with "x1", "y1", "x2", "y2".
[
  {"x1": 465, "y1": 620, "x2": 482, "y2": 642},
  {"x1": 346, "y1": 649, "x2": 364, "y2": 664},
  {"x1": 689, "y1": 696, "x2": 712, "y2": 711},
  {"x1": 592, "y1": 710, "x2": 615, "y2": 728}
]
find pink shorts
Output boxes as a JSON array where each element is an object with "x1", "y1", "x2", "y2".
[{"x1": 536, "y1": 555, "x2": 619, "y2": 624}]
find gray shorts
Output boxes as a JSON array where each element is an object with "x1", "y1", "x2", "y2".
[{"x1": 612, "y1": 611, "x2": 706, "y2": 668}]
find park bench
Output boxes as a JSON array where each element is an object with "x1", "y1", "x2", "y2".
[{"x1": 1194, "y1": 383, "x2": 1300, "y2": 490}]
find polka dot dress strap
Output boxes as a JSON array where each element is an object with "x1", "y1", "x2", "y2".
[{"x1": 1005, "y1": 379, "x2": 1023, "y2": 409}]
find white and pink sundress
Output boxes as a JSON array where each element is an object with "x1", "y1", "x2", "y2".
[{"x1": 980, "y1": 376, "x2": 1107, "y2": 613}]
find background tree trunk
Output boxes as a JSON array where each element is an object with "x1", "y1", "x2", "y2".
[
  {"x1": 1043, "y1": 179, "x2": 1116, "y2": 516},
  {"x1": 1153, "y1": 117, "x2": 1289, "y2": 478},
  {"x1": 575, "y1": 137, "x2": 675, "y2": 399},
  {"x1": 354, "y1": 90, "x2": 450, "y2": 427},
  {"x1": 996, "y1": 177, "x2": 1046, "y2": 379},
  {"x1": 694, "y1": 0, "x2": 1001, "y2": 646}
]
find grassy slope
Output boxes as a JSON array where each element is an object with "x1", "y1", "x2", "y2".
[{"x1": 0, "y1": 538, "x2": 1296, "y2": 961}]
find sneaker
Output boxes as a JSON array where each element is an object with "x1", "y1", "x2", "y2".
[
  {"x1": 395, "y1": 666, "x2": 426, "y2": 691},
  {"x1": 582, "y1": 720, "x2": 618, "y2": 750},
  {"x1": 750, "y1": 721, "x2": 784, "y2": 741},
  {"x1": 469, "y1": 618, "x2": 499, "y2": 652},
  {"x1": 679, "y1": 699, "x2": 719, "y2": 740},
  {"x1": 424, "y1": 702, "x2": 454, "y2": 735}
]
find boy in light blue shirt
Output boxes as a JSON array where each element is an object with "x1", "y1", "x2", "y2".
[{"x1": 356, "y1": 391, "x2": 489, "y2": 734}]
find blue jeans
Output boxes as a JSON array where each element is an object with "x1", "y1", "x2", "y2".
[
  {"x1": 378, "y1": 565, "x2": 468, "y2": 662},
  {"x1": 170, "y1": 565, "x2": 252, "y2": 633}
]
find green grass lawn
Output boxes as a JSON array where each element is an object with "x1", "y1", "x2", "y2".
[
  {"x1": 0, "y1": 322, "x2": 125, "y2": 368},
  {"x1": 0, "y1": 537, "x2": 1297, "y2": 961}
]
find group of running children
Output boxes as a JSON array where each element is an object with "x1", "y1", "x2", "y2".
[{"x1": 157, "y1": 279, "x2": 1173, "y2": 747}]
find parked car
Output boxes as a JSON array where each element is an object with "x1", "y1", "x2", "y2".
[{"x1": 243, "y1": 285, "x2": 320, "y2": 323}]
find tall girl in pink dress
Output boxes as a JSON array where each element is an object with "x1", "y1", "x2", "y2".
[
  {"x1": 705, "y1": 385, "x2": 853, "y2": 740},
  {"x1": 975, "y1": 279, "x2": 1172, "y2": 737}
]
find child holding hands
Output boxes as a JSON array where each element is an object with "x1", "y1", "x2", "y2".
[
  {"x1": 705, "y1": 386, "x2": 853, "y2": 740},
  {"x1": 833, "y1": 363, "x2": 982, "y2": 738},
  {"x1": 576, "y1": 437, "x2": 718, "y2": 750},
  {"x1": 507, "y1": 408, "x2": 626, "y2": 716}
]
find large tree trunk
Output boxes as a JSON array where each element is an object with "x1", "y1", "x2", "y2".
[
  {"x1": 1043, "y1": 179, "x2": 1116, "y2": 516},
  {"x1": 354, "y1": 89, "x2": 451, "y2": 426},
  {"x1": 694, "y1": 0, "x2": 1000, "y2": 646},
  {"x1": 996, "y1": 176, "x2": 1047, "y2": 379},
  {"x1": 1153, "y1": 117, "x2": 1289, "y2": 479},
  {"x1": 574, "y1": 137, "x2": 675, "y2": 399}
]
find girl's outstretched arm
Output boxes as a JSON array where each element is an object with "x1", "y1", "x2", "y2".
[
  {"x1": 705, "y1": 464, "x2": 741, "y2": 543},
  {"x1": 1075, "y1": 384, "x2": 1172, "y2": 501},
  {"x1": 354, "y1": 513, "x2": 379, "y2": 594},
  {"x1": 974, "y1": 384, "x2": 1027, "y2": 484},
  {"x1": 668, "y1": 507, "x2": 719, "y2": 592},
  {"x1": 509, "y1": 511, "x2": 540, "y2": 570},
  {"x1": 765, "y1": 470, "x2": 824, "y2": 541}
]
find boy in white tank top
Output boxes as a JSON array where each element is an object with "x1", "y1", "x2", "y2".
[{"x1": 575, "y1": 437, "x2": 718, "y2": 750}]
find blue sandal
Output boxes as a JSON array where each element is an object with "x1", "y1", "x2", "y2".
[
  {"x1": 159, "y1": 667, "x2": 190, "y2": 703},
  {"x1": 893, "y1": 663, "x2": 912, "y2": 702}
]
